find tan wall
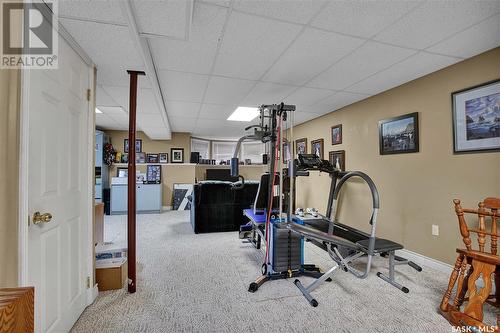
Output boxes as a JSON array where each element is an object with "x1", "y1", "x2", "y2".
[
  {"x1": 293, "y1": 47, "x2": 500, "y2": 265},
  {"x1": 0, "y1": 69, "x2": 21, "y2": 287},
  {"x1": 106, "y1": 130, "x2": 191, "y2": 159}
]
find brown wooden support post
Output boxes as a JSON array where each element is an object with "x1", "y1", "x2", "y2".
[{"x1": 126, "y1": 70, "x2": 145, "y2": 293}]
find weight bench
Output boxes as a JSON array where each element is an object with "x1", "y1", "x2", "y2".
[
  {"x1": 297, "y1": 216, "x2": 421, "y2": 293},
  {"x1": 288, "y1": 171, "x2": 422, "y2": 306}
]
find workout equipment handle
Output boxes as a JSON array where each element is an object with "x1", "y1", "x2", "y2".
[{"x1": 332, "y1": 171, "x2": 380, "y2": 209}]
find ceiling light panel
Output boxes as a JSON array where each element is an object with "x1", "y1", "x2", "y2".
[{"x1": 227, "y1": 107, "x2": 260, "y2": 121}]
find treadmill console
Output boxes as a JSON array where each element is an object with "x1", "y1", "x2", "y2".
[{"x1": 297, "y1": 154, "x2": 336, "y2": 174}]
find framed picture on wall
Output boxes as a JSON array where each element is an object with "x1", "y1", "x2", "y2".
[
  {"x1": 311, "y1": 139, "x2": 324, "y2": 159},
  {"x1": 146, "y1": 165, "x2": 161, "y2": 184},
  {"x1": 124, "y1": 139, "x2": 142, "y2": 153},
  {"x1": 147, "y1": 153, "x2": 159, "y2": 163},
  {"x1": 136, "y1": 152, "x2": 146, "y2": 164},
  {"x1": 295, "y1": 138, "x2": 307, "y2": 156},
  {"x1": 159, "y1": 153, "x2": 168, "y2": 164},
  {"x1": 378, "y1": 112, "x2": 419, "y2": 155},
  {"x1": 452, "y1": 79, "x2": 500, "y2": 154},
  {"x1": 331, "y1": 124, "x2": 342, "y2": 145},
  {"x1": 329, "y1": 150, "x2": 345, "y2": 171},
  {"x1": 171, "y1": 148, "x2": 184, "y2": 163},
  {"x1": 117, "y1": 167, "x2": 128, "y2": 177}
]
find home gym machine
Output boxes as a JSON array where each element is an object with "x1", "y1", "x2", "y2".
[
  {"x1": 231, "y1": 103, "x2": 327, "y2": 294},
  {"x1": 231, "y1": 103, "x2": 422, "y2": 307}
]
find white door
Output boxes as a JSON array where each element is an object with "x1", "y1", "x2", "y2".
[{"x1": 26, "y1": 33, "x2": 92, "y2": 332}]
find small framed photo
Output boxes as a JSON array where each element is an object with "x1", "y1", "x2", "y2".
[
  {"x1": 147, "y1": 153, "x2": 159, "y2": 163},
  {"x1": 452, "y1": 79, "x2": 500, "y2": 154},
  {"x1": 146, "y1": 165, "x2": 161, "y2": 184},
  {"x1": 282, "y1": 141, "x2": 291, "y2": 162},
  {"x1": 159, "y1": 153, "x2": 168, "y2": 164},
  {"x1": 117, "y1": 167, "x2": 128, "y2": 177},
  {"x1": 311, "y1": 139, "x2": 324, "y2": 159},
  {"x1": 124, "y1": 139, "x2": 142, "y2": 153},
  {"x1": 121, "y1": 153, "x2": 128, "y2": 163},
  {"x1": 329, "y1": 150, "x2": 345, "y2": 171},
  {"x1": 295, "y1": 138, "x2": 307, "y2": 156},
  {"x1": 171, "y1": 148, "x2": 184, "y2": 163},
  {"x1": 136, "y1": 152, "x2": 146, "y2": 164},
  {"x1": 331, "y1": 124, "x2": 342, "y2": 145},
  {"x1": 379, "y1": 112, "x2": 419, "y2": 155}
]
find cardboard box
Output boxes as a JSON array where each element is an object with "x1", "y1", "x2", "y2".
[
  {"x1": 95, "y1": 258, "x2": 127, "y2": 291},
  {"x1": 95, "y1": 242, "x2": 127, "y2": 260}
]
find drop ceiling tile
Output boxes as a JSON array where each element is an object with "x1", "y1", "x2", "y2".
[
  {"x1": 137, "y1": 114, "x2": 165, "y2": 128},
  {"x1": 159, "y1": 70, "x2": 209, "y2": 102},
  {"x1": 59, "y1": 0, "x2": 125, "y2": 25},
  {"x1": 137, "y1": 89, "x2": 160, "y2": 114},
  {"x1": 199, "y1": 103, "x2": 237, "y2": 120},
  {"x1": 60, "y1": 19, "x2": 145, "y2": 87},
  {"x1": 233, "y1": 0, "x2": 325, "y2": 24},
  {"x1": 165, "y1": 101, "x2": 201, "y2": 118},
  {"x1": 306, "y1": 41, "x2": 416, "y2": 90},
  {"x1": 169, "y1": 117, "x2": 197, "y2": 133},
  {"x1": 311, "y1": 0, "x2": 421, "y2": 38},
  {"x1": 97, "y1": 106, "x2": 126, "y2": 115},
  {"x1": 427, "y1": 13, "x2": 500, "y2": 58},
  {"x1": 263, "y1": 28, "x2": 365, "y2": 85},
  {"x1": 374, "y1": 0, "x2": 500, "y2": 49},
  {"x1": 313, "y1": 91, "x2": 369, "y2": 112},
  {"x1": 348, "y1": 52, "x2": 460, "y2": 95},
  {"x1": 144, "y1": 127, "x2": 171, "y2": 140},
  {"x1": 213, "y1": 11, "x2": 302, "y2": 80},
  {"x1": 95, "y1": 113, "x2": 119, "y2": 128},
  {"x1": 133, "y1": 0, "x2": 190, "y2": 39},
  {"x1": 96, "y1": 67, "x2": 151, "y2": 88},
  {"x1": 96, "y1": 85, "x2": 119, "y2": 106},
  {"x1": 204, "y1": 77, "x2": 255, "y2": 105},
  {"x1": 283, "y1": 87, "x2": 335, "y2": 110},
  {"x1": 199, "y1": 0, "x2": 230, "y2": 7},
  {"x1": 150, "y1": 3, "x2": 227, "y2": 74},
  {"x1": 242, "y1": 82, "x2": 298, "y2": 107},
  {"x1": 101, "y1": 86, "x2": 129, "y2": 110},
  {"x1": 292, "y1": 111, "x2": 324, "y2": 125}
]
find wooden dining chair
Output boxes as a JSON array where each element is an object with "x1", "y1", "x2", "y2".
[{"x1": 440, "y1": 197, "x2": 500, "y2": 331}]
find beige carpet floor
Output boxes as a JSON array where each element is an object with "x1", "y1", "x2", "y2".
[{"x1": 71, "y1": 211, "x2": 467, "y2": 332}]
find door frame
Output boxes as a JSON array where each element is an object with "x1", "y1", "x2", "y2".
[{"x1": 18, "y1": 16, "x2": 98, "y2": 307}]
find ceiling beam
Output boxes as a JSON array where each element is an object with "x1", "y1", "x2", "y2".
[{"x1": 119, "y1": 0, "x2": 172, "y2": 139}]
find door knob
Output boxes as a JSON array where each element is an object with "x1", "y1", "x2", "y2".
[{"x1": 32, "y1": 212, "x2": 53, "y2": 225}]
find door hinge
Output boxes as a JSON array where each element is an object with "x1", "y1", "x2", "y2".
[
  {"x1": 86, "y1": 276, "x2": 91, "y2": 289},
  {"x1": 86, "y1": 89, "x2": 91, "y2": 101}
]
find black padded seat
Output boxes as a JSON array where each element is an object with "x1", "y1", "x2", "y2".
[{"x1": 356, "y1": 238, "x2": 403, "y2": 253}]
